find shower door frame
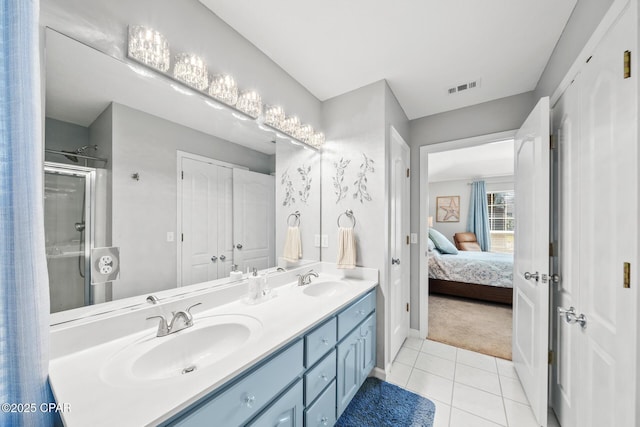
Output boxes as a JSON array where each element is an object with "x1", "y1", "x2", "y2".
[{"x1": 44, "y1": 161, "x2": 96, "y2": 307}]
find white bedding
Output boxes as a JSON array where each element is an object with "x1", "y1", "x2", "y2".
[{"x1": 428, "y1": 250, "x2": 514, "y2": 288}]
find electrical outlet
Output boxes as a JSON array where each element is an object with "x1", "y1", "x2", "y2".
[
  {"x1": 410, "y1": 233, "x2": 418, "y2": 244},
  {"x1": 321, "y1": 235, "x2": 329, "y2": 248},
  {"x1": 314, "y1": 234, "x2": 321, "y2": 248}
]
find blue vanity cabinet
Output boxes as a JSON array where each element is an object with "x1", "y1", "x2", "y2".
[{"x1": 247, "y1": 380, "x2": 303, "y2": 427}]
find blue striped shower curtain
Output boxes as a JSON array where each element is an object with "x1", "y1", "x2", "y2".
[
  {"x1": 1, "y1": 0, "x2": 56, "y2": 425},
  {"x1": 467, "y1": 180, "x2": 491, "y2": 252}
]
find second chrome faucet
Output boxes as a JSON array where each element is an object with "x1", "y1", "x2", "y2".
[
  {"x1": 147, "y1": 302, "x2": 202, "y2": 337},
  {"x1": 297, "y1": 269, "x2": 319, "y2": 286}
]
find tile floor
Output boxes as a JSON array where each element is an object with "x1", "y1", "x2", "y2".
[{"x1": 388, "y1": 338, "x2": 561, "y2": 427}]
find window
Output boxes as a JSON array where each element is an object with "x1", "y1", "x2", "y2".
[{"x1": 487, "y1": 191, "x2": 515, "y2": 253}]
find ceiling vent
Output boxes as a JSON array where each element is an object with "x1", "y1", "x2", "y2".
[{"x1": 447, "y1": 79, "x2": 481, "y2": 95}]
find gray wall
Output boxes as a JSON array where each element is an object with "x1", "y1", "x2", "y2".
[
  {"x1": 535, "y1": 0, "x2": 615, "y2": 98},
  {"x1": 110, "y1": 102, "x2": 274, "y2": 299},
  {"x1": 408, "y1": 91, "x2": 536, "y2": 328},
  {"x1": 40, "y1": 0, "x2": 322, "y2": 130},
  {"x1": 44, "y1": 117, "x2": 89, "y2": 165}
]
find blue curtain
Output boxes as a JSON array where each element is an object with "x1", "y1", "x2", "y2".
[
  {"x1": 467, "y1": 180, "x2": 491, "y2": 251},
  {"x1": 1, "y1": 1, "x2": 56, "y2": 426}
]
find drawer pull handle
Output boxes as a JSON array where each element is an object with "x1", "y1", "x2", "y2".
[
  {"x1": 321, "y1": 337, "x2": 329, "y2": 345},
  {"x1": 321, "y1": 416, "x2": 329, "y2": 426},
  {"x1": 244, "y1": 394, "x2": 256, "y2": 408},
  {"x1": 360, "y1": 329, "x2": 370, "y2": 338},
  {"x1": 357, "y1": 309, "x2": 365, "y2": 316},
  {"x1": 320, "y1": 373, "x2": 329, "y2": 382}
]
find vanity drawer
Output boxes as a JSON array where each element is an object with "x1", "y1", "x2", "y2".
[
  {"x1": 338, "y1": 290, "x2": 376, "y2": 340},
  {"x1": 305, "y1": 317, "x2": 337, "y2": 367},
  {"x1": 172, "y1": 340, "x2": 303, "y2": 427},
  {"x1": 304, "y1": 349, "x2": 336, "y2": 405},
  {"x1": 304, "y1": 379, "x2": 337, "y2": 427}
]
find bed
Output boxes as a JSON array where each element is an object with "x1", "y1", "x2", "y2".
[{"x1": 428, "y1": 249, "x2": 514, "y2": 304}]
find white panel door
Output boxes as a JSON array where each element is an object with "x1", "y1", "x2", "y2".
[
  {"x1": 551, "y1": 77, "x2": 581, "y2": 427},
  {"x1": 389, "y1": 128, "x2": 410, "y2": 362},
  {"x1": 233, "y1": 168, "x2": 275, "y2": 272},
  {"x1": 513, "y1": 96, "x2": 550, "y2": 427},
  {"x1": 577, "y1": 5, "x2": 637, "y2": 426},
  {"x1": 181, "y1": 157, "x2": 218, "y2": 286}
]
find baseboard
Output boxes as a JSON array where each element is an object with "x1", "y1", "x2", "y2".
[
  {"x1": 409, "y1": 328, "x2": 422, "y2": 338},
  {"x1": 371, "y1": 367, "x2": 387, "y2": 381}
]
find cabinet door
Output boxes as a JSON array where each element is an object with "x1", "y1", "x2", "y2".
[
  {"x1": 248, "y1": 380, "x2": 303, "y2": 427},
  {"x1": 336, "y1": 330, "x2": 360, "y2": 417},
  {"x1": 359, "y1": 314, "x2": 376, "y2": 380}
]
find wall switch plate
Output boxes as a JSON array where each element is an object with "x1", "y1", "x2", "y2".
[
  {"x1": 410, "y1": 233, "x2": 418, "y2": 244},
  {"x1": 167, "y1": 232, "x2": 174, "y2": 242},
  {"x1": 321, "y1": 235, "x2": 329, "y2": 248},
  {"x1": 314, "y1": 234, "x2": 321, "y2": 248}
]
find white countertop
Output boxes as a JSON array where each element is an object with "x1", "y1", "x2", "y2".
[{"x1": 49, "y1": 263, "x2": 378, "y2": 426}]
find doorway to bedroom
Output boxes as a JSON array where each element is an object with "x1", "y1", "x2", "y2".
[{"x1": 422, "y1": 134, "x2": 515, "y2": 360}]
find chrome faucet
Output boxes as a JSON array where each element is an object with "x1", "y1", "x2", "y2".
[
  {"x1": 297, "y1": 269, "x2": 319, "y2": 286},
  {"x1": 147, "y1": 303, "x2": 202, "y2": 337}
]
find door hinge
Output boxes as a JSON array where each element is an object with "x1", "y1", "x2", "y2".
[
  {"x1": 406, "y1": 235, "x2": 410, "y2": 245},
  {"x1": 406, "y1": 303, "x2": 410, "y2": 312},
  {"x1": 549, "y1": 242, "x2": 555, "y2": 257},
  {"x1": 548, "y1": 350, "x2": 554, "y2": 365},
  {"x1": 549, "y1": 135, "x2": 557, "y2": 150},
  {"x1": 624, "y1": 50, "x2": 631, "y2": 79},
  {"x1": 181, "y1": 170, "x2": 184, "y2": 180},
  {"x1": 624, "y1": 262, "x2": 631, "y2": 288},
  {"x1": 406, "y1": 168, "x2": 410, "y2": 178}
]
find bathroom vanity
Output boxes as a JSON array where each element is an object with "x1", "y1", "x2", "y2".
[{"x1": 48, "y1": 263, "x2": 378, "y2": 426}]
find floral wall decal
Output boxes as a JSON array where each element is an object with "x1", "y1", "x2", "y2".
[
  {"x1": 353, "y1": 153, "x2": 374, "y2": 203},
  {"x1": 333, "y1": 158, "x2": 351, "y2": 204},
  {"x1": 297, "y1": 164, "x2": 312, "y2": 205},
  {"x1": 281, "y1": 168, "x2": 296, "y2": 206}
]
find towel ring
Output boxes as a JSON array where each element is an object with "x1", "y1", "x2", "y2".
[
  {"x1": 287, "y1": 211, "x2": 301, "y2": 227},
  {"x1": 337, "y1": 209, "x2": 356, "y2": 228}
]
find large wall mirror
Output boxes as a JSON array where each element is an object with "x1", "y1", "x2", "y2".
[{"x1": 44, "y1": 28, "x2": 321, "y2": 321}]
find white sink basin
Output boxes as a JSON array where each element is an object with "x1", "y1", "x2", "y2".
[
  {"x1": 101, "y1": 314, "x2": 262, "y2": 385},
  {"x1": 302, "y1": 281, "x2": 345, "y2": 297}
]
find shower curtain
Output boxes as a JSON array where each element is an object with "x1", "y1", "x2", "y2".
[
  {"x1": 1, "y1": 1, "x2": 56, "y2": 426},
  {"x1": 467, "y1": 180, "x2": 491, "y2": 252}
]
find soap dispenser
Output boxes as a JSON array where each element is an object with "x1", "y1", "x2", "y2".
[
  {"x1": 248, "y1": 268, "x2": 261, "y2": 301},
  {"x1": 230, "y1": 264, "x2": 243, "y2": 281}
]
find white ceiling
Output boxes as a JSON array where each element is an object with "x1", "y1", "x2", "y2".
[
  {"x1": 428, "y1": 140, "x2": 514, "y2": 183},
  {"x1": 199, "y1": 0, "x2": 577, "y2": 119}
]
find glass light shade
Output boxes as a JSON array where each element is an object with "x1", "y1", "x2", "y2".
[
  {"x1": 173, "y1": 53, "x2": 209, "y2": 91},
  {"x1": 128, "y1": 26, "x2": 170, "y2": 72},
  {"x1": 208, "y1": 74, "x2": 238, "y2": 105},
  {"x1": 264, "y1": 105, "x2": 285, "y2": 128},
  {"x1": 281, "y1": 115, "x2": 300, "y2": 136},
  {"x1": 309, "y1": 132, "x2": 325, "y2": 148},
  {"x1": 296, "y1": 124, "x2": 314, "y2": 142},
  {"x1": 236, "y1": 90, "x2": 263, "y2": 118}
]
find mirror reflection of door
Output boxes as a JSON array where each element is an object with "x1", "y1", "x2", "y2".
[{"x1": 44, "y1": 163, "x2": 94, "y2": 313}]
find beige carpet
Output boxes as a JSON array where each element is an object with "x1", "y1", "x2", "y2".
[{"x1": 428, "y1": 294, "x2": 512, "y2": 360}]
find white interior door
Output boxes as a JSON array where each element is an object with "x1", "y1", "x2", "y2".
[
  {"x1": 216, "y1": 166, "x2": 234, "y2": 277},
  {"x1": 181, "y1": 157, "x2": 219, "y2": 286},
  {"x1": 513, "y1": 96, "x2": 550, "y2": 427},
  {"x1": 576, "y1": 5, "x2": 637, "y2": 425},
  {"x1": 551, "y1": 77, "x2": 581, "y2": 427},
  {"x1": 389, "y1": 128, "x2": 410, "y2": 362},
  {"x1": 233, "y1": 168, "x2": 275, "y2": 272}
]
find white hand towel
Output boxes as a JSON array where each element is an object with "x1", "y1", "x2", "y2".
[
  {"x1": 282, "y1": 226, "x2": 302, "y2": 262},
  {"x1": 337, "y1": 227, "x2": 356, "y2": 269}
]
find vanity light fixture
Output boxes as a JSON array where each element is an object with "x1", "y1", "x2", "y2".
[
  {"x1": 296, "y1": 124, "x2": 314, "y2": 143},
  {"x1": 236, "y1": 90, "x2": 263, "y2": 119},
  {"x1": 264, "y1": 105, "x2": 285, "y2": 128},
  {"x1": 208, "y1": 74, "x2": 238, "y2": 106},
  {"x1": 173, "y1": 53, "x2": 209, "y2": 91},
  {"x1": 280, "y1": 115, "x2": 301, "y2": 136},
  {"x1": 309, "y1": 132, "x2": 325, "y2": 148},
  {"x1": 128, "y1": 25, "x2": 170, "y2": 72}
]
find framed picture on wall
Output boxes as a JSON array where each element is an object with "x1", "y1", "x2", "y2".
[{"x1": 436, "y1": 196, "x2": 460, "y2": 222}]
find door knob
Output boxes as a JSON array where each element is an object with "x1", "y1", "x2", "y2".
[
  {"x1": 524, "y1": 271, "x2": 539, "y2": 281},
  {"x1": 558, "y1": 306, "x2": 576, "y2": 323},
  {"x1": 236, "y1": 244, "x2": 243, "y2": 249},
  {"x1": 391, "y1": 258, "x2": 400, "y2": 265},
  {"x1": 210, "y1": 256, "x2": 217, "y2": 262},
  {"x1": 550, "y1": 274, "x2": 560, "y2": 283},
  {"x1": 219, "y1": 254, "x2": 226, "y2": 261}
]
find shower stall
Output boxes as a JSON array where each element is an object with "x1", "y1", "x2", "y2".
[{"x1": 44, "y1": 162, "x2": 95, "y2": 313}]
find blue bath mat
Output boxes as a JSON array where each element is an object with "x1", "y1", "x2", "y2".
[{"x1": 336, "y1": 377, "x2": 436, "y2": 427}]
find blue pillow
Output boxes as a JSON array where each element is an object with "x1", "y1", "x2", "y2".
[{"x1": 428, "y1": 228, "x2": 458, "y2": 255}]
